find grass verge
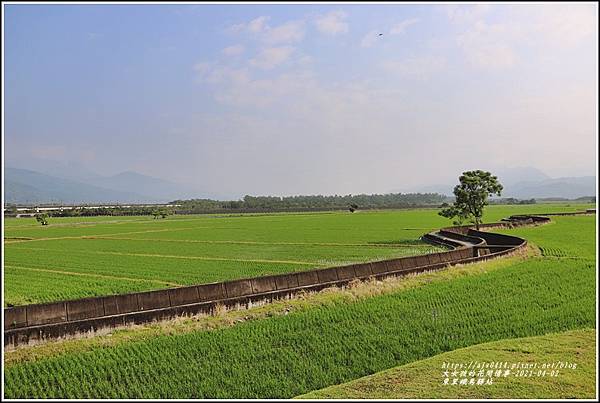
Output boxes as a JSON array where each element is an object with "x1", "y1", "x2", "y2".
[{"x1": 297, "y1": 328, "x2": 596, "y2": 399}]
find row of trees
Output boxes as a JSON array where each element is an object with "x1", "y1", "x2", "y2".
[
  {"x1": 490, "y1": 198, "x2": 536, "y2": 205},
  {"x1": 43, "y1": 206, "x2": 170, "y2": 217},
  {"x1": 173, "y1": 193, "x2": 448, "y2": 213},
  {"x1": 5, "y1": 171, "x2": 520, "y2": 230}
]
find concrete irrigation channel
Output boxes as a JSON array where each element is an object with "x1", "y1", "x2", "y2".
[{"x1": 3, "y1": 211, "x2": 594, "y2": 348}]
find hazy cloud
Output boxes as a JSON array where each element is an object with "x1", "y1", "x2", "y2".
[
  {"x1": 533, "y1": 4, "x2": 597, "y2": 46},
  {"x1": 262, "y1": 20, "x2": 305, "y2": 44},
  {"x1": 382, "y1": 55, "x2": 446, "y2": 78},
  {"x1": 248, "y1": 16, "x2": 270, "y2": 33},
  {"x1": 31, "y1": 145, "x2": 67, "y2": 160},
  {"x1": 457, "y1": 21, "x2": 517, "y2": 70},
  {"x1": 229, "y1": 16, "x2": 305, "y2": 45},
  {"x1": 7, "y1": 4, "x2": 597, "y2": 197},
  {"x1": 444, "y1": 4, "x2": 492, "y2": 24},
  {"x1": 448, "y1": 4, "x2": 597, "y2": 71},
  {"x1": 360, "y1": 30, "x2": 382, "y2": 48},
  {"x1": 229, "y1": 15, "x2": 270, "y2": 34},
  {"x1": 315, "y1": 10, "x2": 349, "y2": 35},
  {"x1": 192, "y1": 61, "x2": 212, "y2": 82},
  {"x1": 194, "y1": 62, "x2": 248, "y2": 85},
  {"x1": 249, "y1": 46, "x2": 295, "y2": 69},
  {"x1": 389, "y1": 18, "x2": 419, "y2": 35},
  {"x1": 221, "y1": 44, "x2": 245, "y2": 56}
]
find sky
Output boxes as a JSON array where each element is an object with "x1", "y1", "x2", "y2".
[{"x1": 3, "y1": 2, "x2": 598, "y2": 198}]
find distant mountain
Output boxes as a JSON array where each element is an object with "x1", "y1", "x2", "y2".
[
  {"x1": 6, "y1": 159, "x2": 102, "y2": 184},
  {"x1": 396, "y1": 167, "x2": 596, "y2": 200},
  {"x1": 495, "y1": 166, "x2": 550, "y2": 187},
  {"x1": 88, "y1": 171, "x2": 199, "y2": 202},
  {"x1": 4, "y1": 179, "x2": 48, "y2": 204},
  {"x1": 504, "y1": 176, "x2": 596, "y2": 199},
  {"x1": 4, "y1": 168, "x2": 160, "y2": 205}
]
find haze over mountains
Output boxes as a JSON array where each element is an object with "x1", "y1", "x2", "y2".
[
  {"x1": 402, "y1": 167, "x2": 596, "y2": 200},
  {"x1": 5, "y1": 167, "x2": 201, "y2": 205},
  {"x1": 4, "y1": 164, "x2": 596, "y2": 205}
]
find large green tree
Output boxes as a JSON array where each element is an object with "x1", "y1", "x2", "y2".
[{"x1": 439, "y1": 170, "x2": 503, "y2": 230}]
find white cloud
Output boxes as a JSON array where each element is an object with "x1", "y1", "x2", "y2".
[
  {"x1": 193, "y1": 62, "x2": 249, "y2": 85},
  {"x1": 442, "y1": 4, "x2": 517, "y2": 70},
  {"x1": 456, "y1": 20, "x2": 518, "y2": 70},
  {"x1": 249, "y1": 46, "x2": 295, "y2": 70},
  {"x1": 188, "y1": 4, "x2": 596, "y2": 195},
  {"x1": 229, "y1": 16, "x2": 270, "y2": 34},
  {"x1": 248, "y1": 16, "x2": 270, "y2": 33},
  {"x1": 360, "y1": 30, "x2": 382, "y2": 48},
  {"x1": 315, "y1": 10, "x2": 349, "y2": 35},
  {"x1": 382, "y1": 55, "x2": 446, "y2": 78},
  {"x1": 262, "y1": 20, "x2": 305, "y2": 44},
  {"x1": 214, "y1": 72, "x2": 309, "y2": 109},
  {"x1": 221, "y1": 44, "x2": 245, "y2": 57},
  {"x1": 389, "y1": 18, "x2": 419, "y2": 35},
  {"x1": 228, "y1": 22, "x2": 246, "y2": 34},
  {"x1": 533, "y1": 4, "x2": 597, "y2": 47},
  {"x1": 447, "y1": 4, "x2": 597, "y2": 71},
  {"x1": 228, "y1": 16, "x2": 305, "y2": 45},
  {"x1": 444, "y1": 4, "x2": 493, "y2": 24}
]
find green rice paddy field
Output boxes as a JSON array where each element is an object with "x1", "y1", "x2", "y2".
[
  {"x1": 2, "y1": 203, "x2": 597, "y2": 398},
  {"x1": 2, "y1": 203, "x2": 593, "y2": 306}
]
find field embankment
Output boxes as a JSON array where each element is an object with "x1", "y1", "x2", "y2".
[{"x1": 298, "y1": 328, "x2": 596, "y2": 399}]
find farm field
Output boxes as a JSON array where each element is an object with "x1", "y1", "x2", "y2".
[
  {"x1": 3, "y1": 209, "x2": 596, "y2": 399},
  {"x1": 2, "y1": 203, "x2": 593, "y2": 306}
]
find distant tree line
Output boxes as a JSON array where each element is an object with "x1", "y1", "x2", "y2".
[
  {"x1": 490, "y1": 198, "x2": 537, "y2": 205},
  {"x1": 8, "y1": 192, "x2": 593, "y2": 220},
  {"x1": 34, "y1": 206, "x2": 166, "y2": 218},
  {"x1": 172, "y1": 193, "x2": 448, "y2": 213}
]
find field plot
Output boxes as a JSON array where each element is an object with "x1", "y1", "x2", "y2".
[
  {"x1": 3, "y1": 210, "x2": 596, "y2": 399},
  {"x1": 4, "y1": 210, "x2": 444, "y2": 306},
  {"x1": 2, "y1": 204, "x2": 592, "y2": 306}
]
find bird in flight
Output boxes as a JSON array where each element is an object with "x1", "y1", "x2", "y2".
[{"x1": 378, "y1": 33, "x2": 383, "y2": 36}]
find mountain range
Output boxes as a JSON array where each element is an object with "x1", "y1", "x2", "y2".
[
  {"x1": 4, "y1": 165, "x2": 597, "y2": 205},
  {"x1": 397, "y1": 167, "x2": 596, "y2": 200},
  {"x1": 4, "y1": 167, "x2": 199, "y2": 205}
]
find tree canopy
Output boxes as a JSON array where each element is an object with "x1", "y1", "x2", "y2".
[
  {"x1": 439, "y1": 170, "x2": 503, "y2": 229},
  {"x1": 35, "y1": 213, "x2": 49, "y2": 226}
]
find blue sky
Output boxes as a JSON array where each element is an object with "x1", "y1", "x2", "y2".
[{"x1": 4, "y1": 3, "x2": 598, "y2": 198}]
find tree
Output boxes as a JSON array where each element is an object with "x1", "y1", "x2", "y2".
[
  {"x1": 153, "y1": 208, "x2": 169, "y2": 219},
  {"x1": 35, "y1": 213, "x2": 49, "y2": 226},
  {"x1": 4, "y1": 204, "x2": 18, "y2": 217},
  {"x1": 348, "y1": 203, "x2": 359, "y2": 213},
  {"x1": 439, "y1": 170, "x2": 503, "y2": 230}
]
